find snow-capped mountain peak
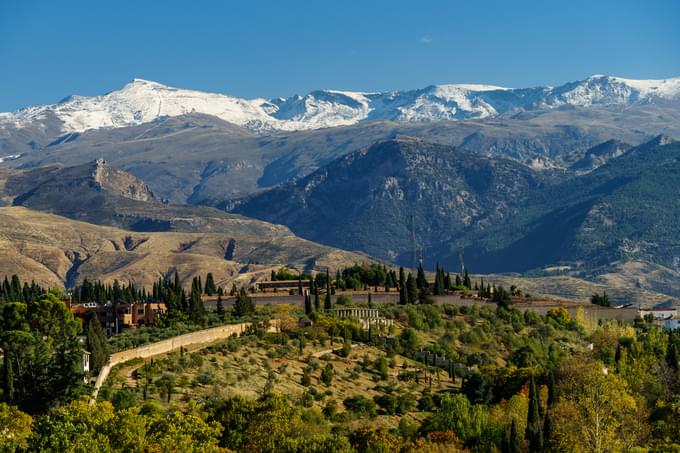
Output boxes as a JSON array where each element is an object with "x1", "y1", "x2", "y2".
[{"x1": 2, "y1": 75, "x2": 680, "y2": 135}]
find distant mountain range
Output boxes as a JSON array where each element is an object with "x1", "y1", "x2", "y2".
[
  {"x1": 2, "y1": 75, "x2": 680, "y2": 303},
  {"x1": 231, "y1": 136, "x2": 680, "y2": 280},
  {"x1": 2, "y1": 75, "x2": 680, "y2": 134}
]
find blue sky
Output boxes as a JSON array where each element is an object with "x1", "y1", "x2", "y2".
[{"x1": 1, "y1": 0, "x2": 679, "y2": 111}]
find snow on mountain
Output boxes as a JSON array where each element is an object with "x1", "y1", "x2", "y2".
[{"x1": 2, "y1": 75, "x2": 680, "y2": 135}]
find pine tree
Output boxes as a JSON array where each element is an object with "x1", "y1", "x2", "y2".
[{"x1": 526, "y1": 375, "x2": 543, "y2": 452}]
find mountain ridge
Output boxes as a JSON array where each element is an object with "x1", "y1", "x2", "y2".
[{"x1": 3, "y1": 74, "x2": 680, "y2": 135}]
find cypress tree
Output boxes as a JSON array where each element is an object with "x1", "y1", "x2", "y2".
[
  {"x1": 543, "y1": 411, "x2": 554, "y2": 450},
  {"x1": 416, "y1": 263, "x2": 426, "y2": 290},
  {"x1": 406, "y1": 273, "x2": 417, "y2": 304},
  {"x1": 204, "y1": 273, "x2": 217, "y2": 296},
  {"x1": 398, "y1": 267, "x2": 407, "y2": 305},
  {"x1": 86, "y1": 318, "x2": 110, "y2": 374},
  {"x1": 314, "y1": 287, "x2": 320, "y2": 311},
  {"x1": 188, "y1": 277, "x2": 206, "y2": 324},
  {"x1": 367, "y1": 291, "x2": 373, "y2": 309},
  {"x1": 3, "y1": 353, "x2": 14, "y2": 403},
  {"x1": 666, "y1": 336, "x2": 678, "y2": 371},
  {"x1": 547, "y1": 370, "x2": 556, "y2": 407},
  {"x1": 509, "y1": 419, "x2": 522, "y2": 453},
  {"x1": 304, "y1": 291, "x2": 312, "y2": 315},
  {"x1": 234, "y1": 288, "x2": 255, "y2": 317},
  {"x1": 526, "y1": 375, "x2": 543, "y2": 452},
  {"x1": 324, "y1": 269, "x2": 332, "y2": 310},
  {"x1": 463, "y1": 269, "x2": 471, "y2": 288},
  {"x1": 216, "y1": 293, "x2": 225, "y2": 321}
]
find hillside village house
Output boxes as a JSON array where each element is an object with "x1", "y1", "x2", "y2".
[{"x1": 70, "y1": 302, "x2": 166, "y2": 335}]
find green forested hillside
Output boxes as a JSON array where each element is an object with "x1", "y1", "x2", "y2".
[{"x1": 234, "y1": 137, "x2": 680, "y2": 279}]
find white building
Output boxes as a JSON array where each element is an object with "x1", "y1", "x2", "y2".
[
  {"x1": 664, "y1": 319, "x2": 680, "y2": 331},
  {"x1": 638, "y1": 307, "x2": 678, "y2": 320}
]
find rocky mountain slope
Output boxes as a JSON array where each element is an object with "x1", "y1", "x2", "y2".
[
  {"x1": 5, "y1": 102, "x2": 680, "y2": 205},
  {"x1": 231, "y1": 138, "x2": 546, "y2": 261},
  {"x1": 230, "y1": 137, "x2": 680, "y2": 298},
  {"x1": 0, "y1": 160, "x2": 374, "y2": 287}
]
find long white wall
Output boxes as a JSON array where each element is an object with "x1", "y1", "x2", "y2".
[{"x1": 92, "y1": 320, "x2": 278, "y2": 400}]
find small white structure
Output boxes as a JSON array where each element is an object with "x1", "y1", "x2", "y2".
[
  {"x1": 638, "y1": 307, "x2": 678, "y2": 320},
  {"x1": 82, "y1": 350, "x2": 91, "y2": 373},
  {"x1": 328, "y1": 308, "x2": 394, "y2": 330},
  {"x1": 664, "y1": 319, "x2": 680, "y2": 331}
]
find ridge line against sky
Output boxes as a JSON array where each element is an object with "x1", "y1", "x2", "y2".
[{"x1": 1, "y1": 0, "x2": 679, "y2": 111}]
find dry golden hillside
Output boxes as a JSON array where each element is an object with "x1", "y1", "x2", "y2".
[{"x1": 0, "y1": 207, "x2": 371, "y2": 289}]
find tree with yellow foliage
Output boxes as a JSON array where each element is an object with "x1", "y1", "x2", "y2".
[{"x1": 548, "y1": 356, "x2": 647, "y2": 453}]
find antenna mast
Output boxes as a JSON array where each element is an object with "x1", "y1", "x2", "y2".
[{"x1": 411, "y1": 214, "x2": 416, "y2": 271}]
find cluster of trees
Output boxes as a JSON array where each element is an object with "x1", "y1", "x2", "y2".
[
  {"x1": 76, "y1": 278, "x2": 146, "y2": 305},
  {"x1": 591, "y1": 291, "x2": 611, "y2": 307},
  {"x1": 0, "y1": 275, "x2": 46, "y2": 304},
  {"x1": 0, "y1": 289, "x2": 86, "y2": 413}
]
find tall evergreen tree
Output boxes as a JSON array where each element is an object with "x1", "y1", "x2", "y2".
[
  {"x1": 204, "y1": 273, "x2": 217, "y2": 296},
  {"x1": 216, "y1": 293, "x2": 225, "y2": 321},
  {"x1": 86, "y1": 317, "x2": 109, "y2": 374},
  {"x1": 526, "y1": 375, "x2": 543, "y2": 452},
  {"x1": 463, "y1": 269, "x2": 471, "y2": 288},
  {"x1": 667, "y1": 339, "x2": 678, "y2": 371},
  {"x1": 189, "y1": 277, "x2": 206, "y2": 324},
  {"x1": 233, "y1": 288, "x2": 255, "y2": 317},
  {"x1": 314, "y1": 287, "x2": 320, "y2": 312},
  {"x1": 3, "y1": 355, "x2": 14, "y2": 403},
  {"x1": 324, "y1": 269, "x2": 332, "y2": 310},
  {"x1": 416, "y1": 263, "x2": 427, "y2": 290},
  {"x1": 509, "y1": 419, "x2": 522, "y2": 453},
  {"x1": 367, "y1": 291, "x2": 373, "y2": 309},
  {"x1": 406, "y1": 273, "x2": 417, "y2": 304},
  {"x1": 304, "y1": 291, "x2": 312, "y2": 315},
  {"x1": 398, "y1": 267, "x2": 407, "y2": 305}
]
